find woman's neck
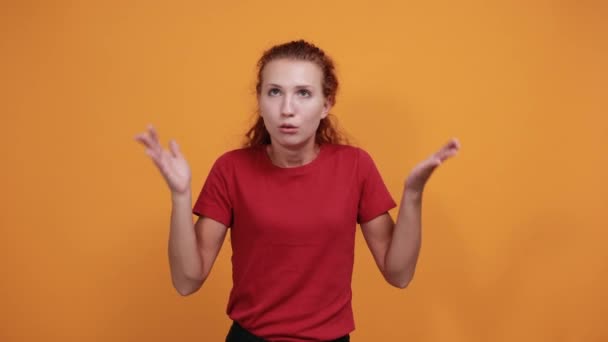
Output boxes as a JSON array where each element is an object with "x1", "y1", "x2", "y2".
[{"x1": 266, "y1": 142, "x2": 320, "y2": 168}]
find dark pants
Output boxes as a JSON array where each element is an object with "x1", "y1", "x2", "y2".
[{"x1": 226, "y1": 321, "x2": 350, "y2": 342}]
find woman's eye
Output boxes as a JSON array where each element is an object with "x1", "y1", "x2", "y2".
[
  {"x1": 298, "y1": 89, "x2": 311, "y2": 97},
  {"x1": 268, "y1": 88, "x2": 280, "y2": 96}
]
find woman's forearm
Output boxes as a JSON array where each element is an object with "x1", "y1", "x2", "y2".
[
  {"x1": 168, "y1": 190, "x2": 204, "y2": 295},
  {"x1": 384, "y1": 188, "x2": 422, "y2": 288}
]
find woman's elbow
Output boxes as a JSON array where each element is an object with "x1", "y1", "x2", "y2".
[
  {"x1": 172, "y1": 275, "x2": 205, "y2": 296},
  {"x1": 393, "y1": 278, "x2": 412, "y2": 289},
  {"x1": 384, "y1": 271, "x2": 414, "y2": 289}
]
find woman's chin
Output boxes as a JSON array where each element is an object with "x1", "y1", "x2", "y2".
[{"x1": 271, "y1": 135, "x2": 314, "y2": 150}]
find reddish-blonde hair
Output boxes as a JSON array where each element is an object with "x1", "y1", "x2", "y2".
[{"x1": 243, "y1": 40, "x2": 348, "y2": 147}]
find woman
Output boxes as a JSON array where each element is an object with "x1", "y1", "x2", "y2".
[{"x1": 135, "y1": 40, "x2": 460, "y2": 342}]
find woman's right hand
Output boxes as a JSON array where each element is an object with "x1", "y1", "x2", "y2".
[{"x1": 135, "y1": 124, "x2": 192, "y2": 195}]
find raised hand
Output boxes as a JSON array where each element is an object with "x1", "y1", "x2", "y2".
[
  {"x1": 405, "y1": 138, "x2": 460, "y2": 194},
  {"x1": 134, "y1": 124, "x2": 192, "y2": 195}
]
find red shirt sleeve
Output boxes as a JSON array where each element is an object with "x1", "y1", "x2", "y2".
[
  {"x1": 192, "y1": 154, "x2": 233, "y2": 227},
  {"x1": 356, "y1": 148, "x2": 397, "y2": 224}
]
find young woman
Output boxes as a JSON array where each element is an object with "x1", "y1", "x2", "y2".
[{"x1": 135, "y1": 40, "x2": 460, "y2": 342}]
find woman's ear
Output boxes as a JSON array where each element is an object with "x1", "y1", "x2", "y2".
[{"x1": 321, "y1": 99, "x2": 332, "y2": 119}]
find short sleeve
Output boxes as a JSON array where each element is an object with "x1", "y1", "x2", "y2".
[
  {"x1": 192, "y1": 155, "x2": 233, "y2": 227},
  {"x1": 357, "y1": 149, "x2": 397, "y2": 224}
]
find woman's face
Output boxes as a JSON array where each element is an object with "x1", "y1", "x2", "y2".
[{"x1": 258, "y1": 59, "x2": 330, "y2": 150}]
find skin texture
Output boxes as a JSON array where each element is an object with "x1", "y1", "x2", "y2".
[{"x1": 258, "y1": 59, "x2": 330, "y2": 168}]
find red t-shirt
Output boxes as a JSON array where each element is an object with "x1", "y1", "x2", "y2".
[{"x1": 193, "y1": 143, "x2": 396, "y2": 341}]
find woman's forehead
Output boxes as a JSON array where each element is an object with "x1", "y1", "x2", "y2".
[{"x1": 261, "y1": 59, "x2": 323, "y2": 87}]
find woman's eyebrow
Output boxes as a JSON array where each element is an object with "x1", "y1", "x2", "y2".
[{"x1": 265, "y1": 83, "x2": 314, "y2": 89}]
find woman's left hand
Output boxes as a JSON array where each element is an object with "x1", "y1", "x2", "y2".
[{"x1": 405, "y1": 138, "x2": 461, "y2": 194}]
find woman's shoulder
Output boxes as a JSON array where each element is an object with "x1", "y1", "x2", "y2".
[
  {"x1": 322, "y1": 144, "x2": 380, "y2": 176},
  {"x1": 323, "y1": 143, "x2": 370, "y2": 160}
]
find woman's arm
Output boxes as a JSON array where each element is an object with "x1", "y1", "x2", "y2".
[
  {"x1": 360, "y1": 188, "x2": 421, "y2": 289},
  {"x1": 168, "y1": 191, "x2": 200, "y2": 295},
  {"x1": 169, "y1": 191, "x2": 227, "y2": 296},
  {"x1": 361, "y1": 138, "x2": 460, "y2": 288},
  {"x1": 134, "y1": 125, "x2": 228, "y2": 296}
]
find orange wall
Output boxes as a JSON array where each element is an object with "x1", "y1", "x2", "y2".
[{"x1": 1, "y1": 1, "x2": 607, "y2": 341}]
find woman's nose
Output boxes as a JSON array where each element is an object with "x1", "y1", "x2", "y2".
[{"x1": 280, "y1": 96, "x2": 295, "y2": 116}]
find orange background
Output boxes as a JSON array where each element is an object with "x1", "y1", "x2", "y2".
[{"x1": 1, "y1": 1, "x2": 607, "y2": 341}]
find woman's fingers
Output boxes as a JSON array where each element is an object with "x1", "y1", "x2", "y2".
[
  {"x1": 147, "y1": 125, "x2": 164, "y2": 155},
  {"x1": 134, "y1": 132, "x2": 151, "y2": 148},
  {"x1": 148, "y1": 124, "x2": 160, "y2": 144},
  {"x1": 135, "y1": 131, "x2": 157, "y2": 151},
  {"x1": 135, "y1": 125, "x2": 162, "y2": 151},
  {"x1": 135, "y1": 134, "x2": 160, "y2": 159},
  {"x1": 136, "y1": 124, "x2": 171, "y2": 158},
  {"x1": 435, "y1": 138, "x2": 461, "y2": 162},
  {"x1": 144, "y1": 147, "x2": 157, "y2": 160},
  {"x1": 442, "y1": 138, "x2": 460, "y2": 152},
  {"x1": 169, "y1": 140, "x2": 182, "y2": 159}
]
